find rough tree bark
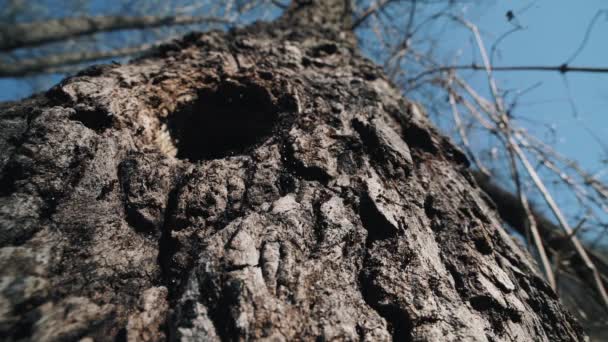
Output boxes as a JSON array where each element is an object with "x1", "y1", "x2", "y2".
[{"x1": 0, "y1": 1, "x2": 585, "y2": 341}]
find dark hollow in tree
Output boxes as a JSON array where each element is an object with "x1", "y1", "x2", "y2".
[
  {"x1": 167, "y1": 81, "x2": 280, "y2": 161},
  {"x1": 0, "y1": 0, "x2": 585, "y2": 341}
]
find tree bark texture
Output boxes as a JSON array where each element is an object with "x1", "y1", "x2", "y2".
[{"x1": 0, "y1": 2, "x2": 585, "y2": 341}]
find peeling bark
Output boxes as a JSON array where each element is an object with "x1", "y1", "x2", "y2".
[{"x1": 0, "y1": 1, "x2": 585, "y2": 341}]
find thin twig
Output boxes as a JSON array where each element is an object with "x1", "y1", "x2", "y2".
[
  {"x1": 351, "y1": 0, "x2": 395, "y2": 29},
  {"x1": 503, "y1": 131, "x2": 556, "y2": 289},
  {"x1": 447, "y1": 87, "x2": 490, "y2": 176},
  {"x1": 564, "y1": 9, "x2": 608, "y2": 65}
]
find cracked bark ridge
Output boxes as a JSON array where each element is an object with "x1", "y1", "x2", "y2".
[{"x1": 0, "y1": 4, "x2": 585, "y2": 342}]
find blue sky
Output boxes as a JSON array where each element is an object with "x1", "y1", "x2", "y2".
[{"x1": 467, "y1": 0, "x2": 608, "y2": 167}]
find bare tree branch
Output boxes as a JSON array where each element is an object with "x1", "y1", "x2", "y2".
[
  {"x1": 351, "y1": 0, "x2": 397, "y2": 29},
  {"x1": 505, "y1": 135, "x2": 556, "y2": 290},
  {"x1": 409, "y1": 64, "x2": 608, "y2": 85},
  {"x1": 0, "y1": 44, "x2": 154, "y2": 77},
  {"x1": 0, "y1": 14, "x2": 231, "y2": 51}
]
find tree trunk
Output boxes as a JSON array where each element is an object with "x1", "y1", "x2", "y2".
[{"x1": 0, "y1": 1, "x2": 585, "y2": 341}]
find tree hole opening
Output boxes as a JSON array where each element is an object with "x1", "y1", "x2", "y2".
[{"x1": 167, "y1": 82, "x2": 279, "y2": 161}]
